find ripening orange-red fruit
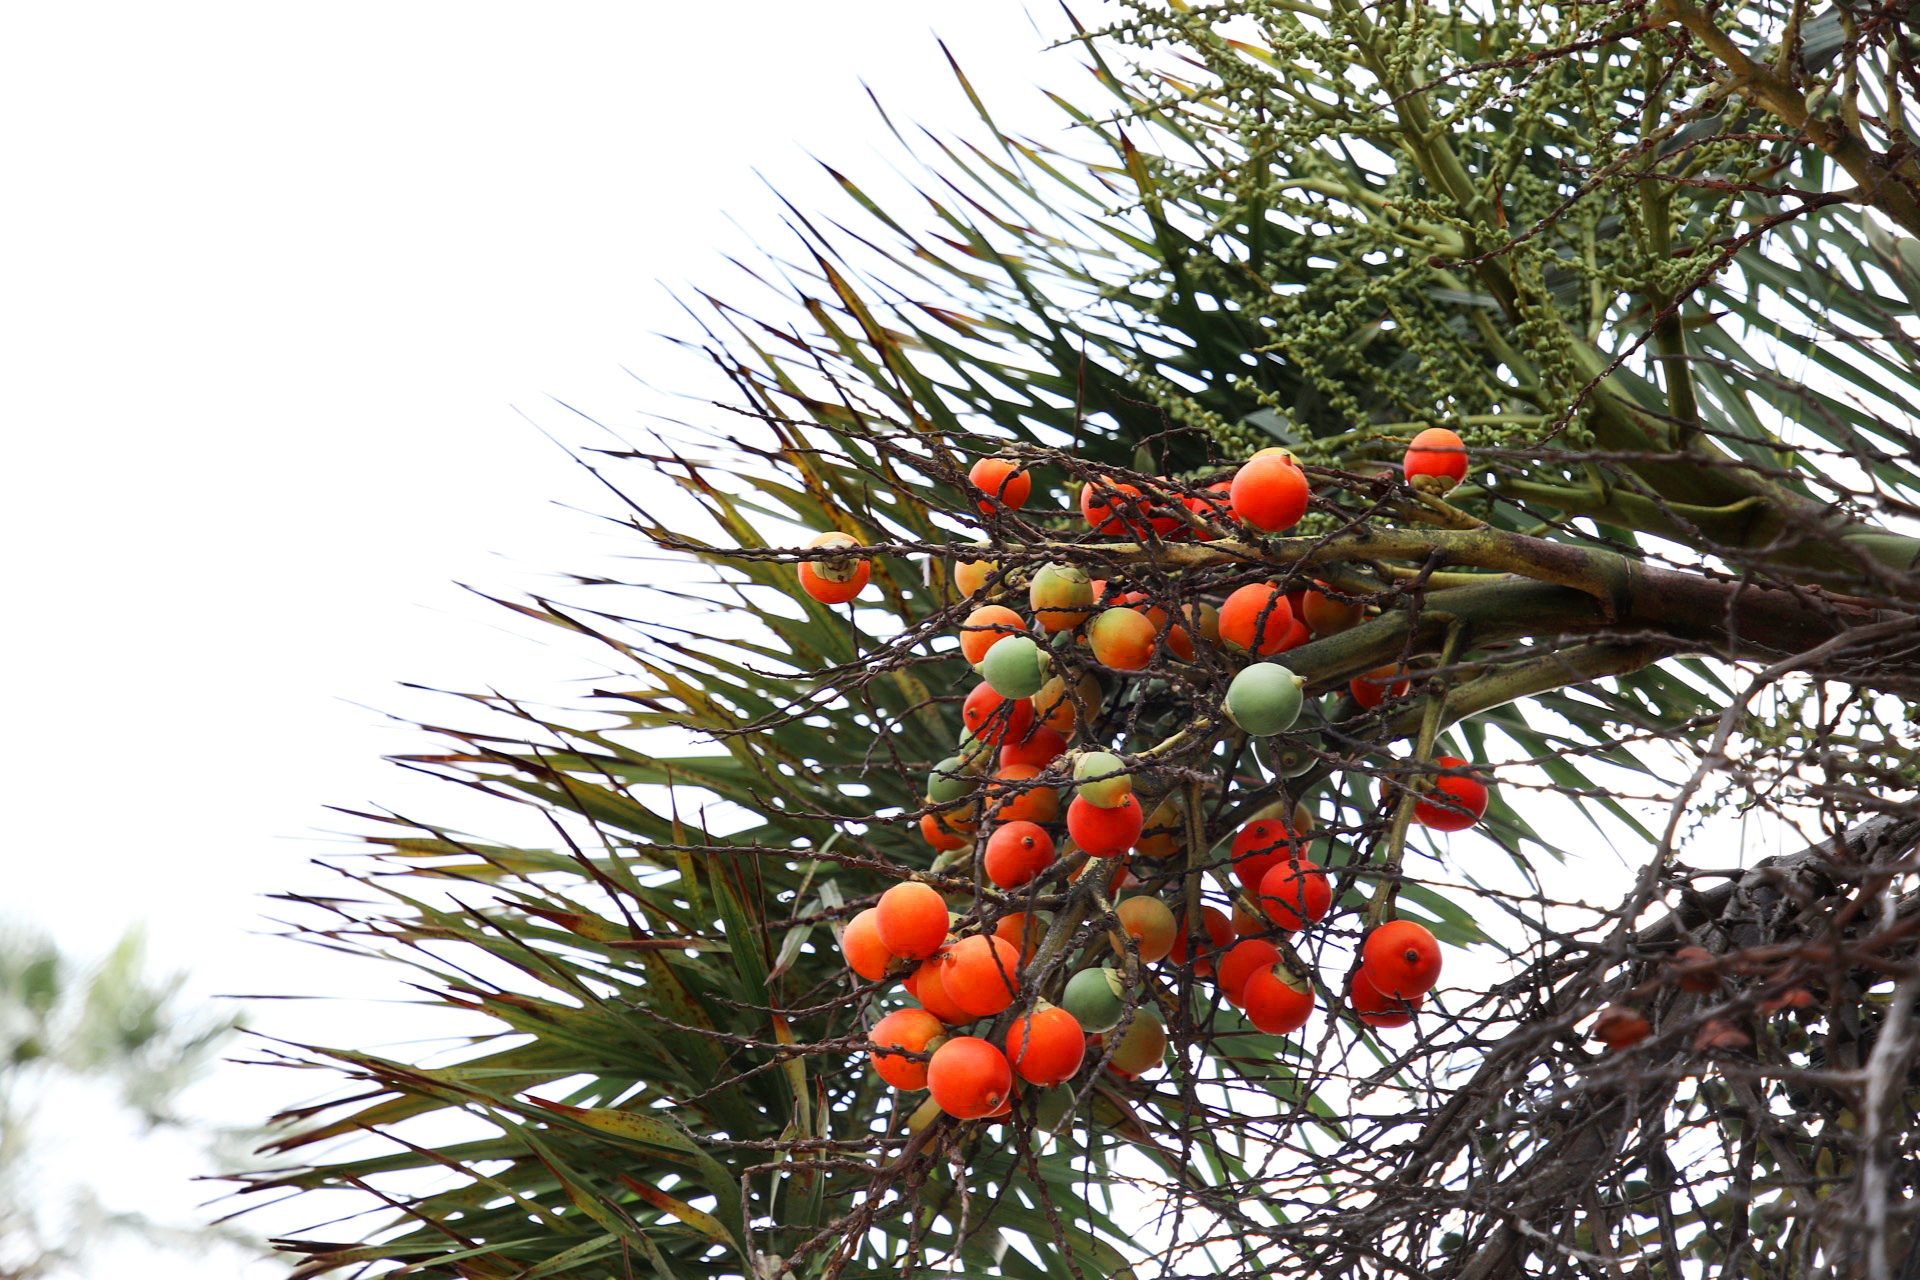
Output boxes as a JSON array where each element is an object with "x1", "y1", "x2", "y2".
[
  {"x1": 919, "y1": 811, "x2": 969, "y2": 853},
  {"x1": 1104, "y1": 1009, "x2": 1167, "y2": 1076},
  {"x1": 1274, "y1": 616, "x2": 1312, "y2": 653},
  {"x1": 1029, "y1": 563, "x2": 1096, "y2": 633},
  {"x1": 912, "y1": 951, "x2": 974, "y2": 1024},
  {"x1": 1255, "y1": 857, "x2": 1332, "y2": 931},
  {"x1": 1134, "y1": 795, "x2": 1184, "y2": 861},
  {"x1": 1669, "y1": 945, "x2": 1721, "y2": 994},
  {"x1": 1217, "y1": 939, "x2": 1282, "y2": 1007},
  {"x1": 1403, "y1": 427, "x2": 1469, "y2": 488},
  {"x1": 1081, "y1": 475, "x2": 1183, "y2": 538},
  {"x1": 1185, "y1": 481, "x2": 1234, "y2": 539},
  {"x1": 869, "y1": 1007, "x2": 945, "y2": 1090},
  {"x1": 984, "y1": 764, "x2": 1060, "y2": 825},
  {"x1": 1413, "y1": 756, "x2": 1490, "y2": 832},
  {"x1": 796, "y1": 531, "x2": 871, "y2": 604},
  {"x1": 942, "y1": 933, "x2": 1023, "y2": 1017},
  {"x1": 959, "y1": 604, "x2": 1027, "y2": 666},
  {"x1": 998, "y1": 724, "x2": 1068, "y2": 770},
  {"x1": 1169, "y1": 905, "x2": 1233, "y2": 976},
  {"x1": 1067, "y1": 792, "x2": 1143, "y2": 857},
  {"x1": 1300, "y1": 583, "x2": 1363, "y2": 634},
  {"x1": 1231, "y1": 900, "x2": 1266, "y2": 937},
  {"x1": 953, "y1": 555, "x2": 997, "y2": 598},
  {"x1": 962, "y1": 683, "x2": 1035, "y2": 747},
  {"x1": 1087, "y1": 606, "x2": 1157, "y2": 671},
  {"x1": 1033, "y1": 672, "x2": 1101, "y2": 738},
  {"x1": 841, "y1": 908, "x2": 893, "y2": 981},
  {"x1": 1229, "y1": 452, "x2": 1310, "y2": 532},
  {"x1": 1005, "y1": 1005, "x2": 1086, "y2": 1086},
  {"x1": 1350, "y1": 663, "x2": 1412, "y2": 710},
  {"x1": 1115, "y1": 896, "x2": 1177, "y2": 963},
  {"x1": 1350, "y1": 968, "x2": 1421, "y2": 1028},
  {"x1": 1242, "y1": 965, "x2": 1315, "y2": 1035},
  {"x1": 927, "y1": 1036, "x2": 1014, "y2": 1118},
  {"x1": 983, "y1": 820, "x2": 1055, "y2": 889},
  {"x1": 1361, "y1": 920, "x2": 1443, "y2": 999},
  {"x1": 874, "y1": 882, "x2": 950, "y2": 961},
  {"x1": 968, "y1": 455, "x2": 1032, "y2": 513},
  {"x1": 994, "y1": 911, "x2": 1046, "y2": 962},
  {"x1": 1230, "y1": 819, "x2": 1299, "y2": 892},
  {"x1": 1218, "y1": 584, "x2": 1294, "y2": 656},
  {"x1": 1592, "y1": 1003, "x2": 1651, "y2": 1049}
]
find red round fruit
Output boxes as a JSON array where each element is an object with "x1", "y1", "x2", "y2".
[
  {"x1": 1592, "y1": 1003, "x2": 1651, "y2": 1049},
  {"x1": 962, "y1": 682, "x2": 1035, "y2": 747},
  {"x1": 942, "y1": 933, "x2": 1023, "y2": 1017},
  {"x1": 1185, "y1": 481, "x2": 1234, "y2": 539},
  {"x1": 912, "y1": 952, "x2": 974, "y2": 1024},
  {"x1": 983, "y1": 821, "x2": 1056, "y2": 889},
  {"x1": 1169, "y1": 905, "x2": 1233, "y2": 976},
  {"x1": 841, "y1": 908, "x2": 893, "y2": 981},
  {"x1": 968, "y1": 456, "x2": 1032, "y2": 513},
  {"x1": 1350, "y1": 663, "x2": 1411, "y2": 710},
  {"x1": 869, "y1": 1007, "x2": 945, "y2": 1090},
  {"x1": 1216, "y1": 938, "x2": 1282, "y2": 1007},
  {"x1": 874, "y1": 882, "x2": 950, "y2": 961},
  {"x1": 1081, "y1": 475, "x2": 1182, "y2": 538},
  {"x1": 1229, "y1": 452, "x2": 1309, "y2": 532},
  {"x1": 1403, "y1": 427, "x2": 1469, "y2": 486},
  {"x1": 926, "y1": 1036, "x2": 1014, "y2": 1118},
  {"x1": 1242, "y1": 964, "x2": 1315, "y2": 1035},
  {"x1": 1349, "y1": 968, "x2": 1420, "y2": 1027},
  {"x1": 1255, "y1": 857, "x2": 1332, "y2": 930},
  {"x1": 1218, "y1": 583, "x2": 1294, "y2": 656},
  {"x1": 1360, "y1": 920, "x2": 1443, "y2": 999},
  {"x1": 919, "y1": 811, "x2": 969, "y2": 853},
  {"x1": 1067, "y1": 792, "x2": 1143, "y2": 857},
  {"x1": 998, "y1": 725, "x2": 1068, "y2": 770},
  {"x1": 1230, "y1": 819, "x2": 1299, "y2": 892},
  {"x1": 1412, "y1": 756, "x2": 1490, "y2": 832},
  {"x1": 1005, "y1": 1006, "x2": 1087, "y2": 1086}
]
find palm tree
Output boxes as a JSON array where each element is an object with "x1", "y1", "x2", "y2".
[
  {"x1": 246, "y1": 2, "x2": 1920, "y2": 1277},
  {"x1": 0, "y1": 926, "x2": 260, "y2": 1279}
]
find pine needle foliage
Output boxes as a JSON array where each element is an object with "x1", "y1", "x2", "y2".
[{"x1": 243, "y1": 1, "x2": 1920, "y2": 1277}]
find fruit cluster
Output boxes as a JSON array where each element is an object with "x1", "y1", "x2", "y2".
[{"x1": 801, "y1": 439, "x2": 1491, "y2": 1123}]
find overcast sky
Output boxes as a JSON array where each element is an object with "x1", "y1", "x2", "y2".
[{"x1": 3, "y1": 3, "x2": 1117, "y2": 1272}]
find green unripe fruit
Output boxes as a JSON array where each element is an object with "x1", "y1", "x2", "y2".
[
  {"x1": 1073, "y1": 750, "x2": 1132, "y2": 807},
  {"x1": 978, "y1": 633, "x2": 1049, "y2": 699},
  {"x1": 1225, "y1": 663, "x2": 1306, "y2": 736},
  {"x1": 927, "y1": 755, "x2": 975, "y2": 804},
  {"x1": 954, "y1": 729, "x2": 995, "y2": 773},
  {"x1": 1033, "y1": 1085, "x2": 1075, "y2": 1131},
  {"x1": 1257, "y1": 737, "x2": 1316, "y2": 778},
  {"x1": 1062, "y1": 966, "x2": 1128, "y2": 1033}
]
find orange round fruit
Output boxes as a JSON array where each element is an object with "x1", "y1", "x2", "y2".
[
  {"x1": 962, "y1": 683, "x2": 1035, "y2": 747},
  {"x1": 998, "y1": 724, "x2": 1068, "y2": 769},
  {"x1": 984, "y1": 764, "x2": 1060, "y2": 825},
  {"x1": 959, "y1": 604, "x2": 1027, "y2": 666},
  {"x1": 994, "y1": 910, "x2": 1047, "y2": 962},
  {"x1": 1134, "y1": 795, "x2": 1185, "y2": 860},
  {"x1": 983, "y1": 821, "x2": 1055, "y2": 889},
  {"x1": 797, "y1": 531, "x2": 871, "y2": 605},
  {"x1": 874, "y1": 882, "x2": 950, "y2": 961},
  {"x1": 942, "y1": 934, "x2": 1023, "y2": 1017},
  {"x1": 869, "y1": 1007, "x2": 945, "y2": 1090},
  {"x1": 926, "y1": 1036, "x2": 1013, "y2": 1119},
  {"x1": 1087, "y1": 606, "x2": 1157, "y2": 671},
  {"x1": 1592, "y1": 1004, "x2": 1651, "y2": 1049},
  {"x1": 841, "y1": 907, "x2": 893, "y2": 980},
  {"x1": 1168, "y1": 905, "x2": 1233, "y2": 976},
  {"x1": 1218, "y1": 584, "x2": 1294, "y2": 656},
  {"x1": 1033, "y1": 671, "x2": 1101, "y2": 738},
  {"x1": 1242, "y1": 965, "x2": 1315, "y2": 1035},
  {"x1": 968, "y1": 455, "x2": 1032, "y2": 513},
  {"x1": 1005, "y1": 1005, "x2": 1086, "y2": 1086},
  {"x1": 1185, "y1": 480, "x2": 1234, "y2": 538},
  {"x1": 1217, "y1": 938, "x2": 1282, "y2": 1007},
  {"x1": 1254, "y1": 857, "x2": 1332, "y2": 930},
  {"x1": 919, "y1": 811, "x2": 969, "y2": 853},
  {"x1": 1066, "y1": 792, "x2": 1143, "y2": 858},
  {"x1": 1349, "y1": 968, "x2": 1420, "y2": 1027},
  {"x1": 1115, "y1": 896, "x2": 1177, "y2": 963},
  {"x1": 1403, "y1": 427, "x2": 1468, "y2": 487},
  {"x1": 1300, "y1": 583, "x2": 1363, "y2": 634},
  {"x1": 1360, "y1": 920, "x2": 1442, "y2": 999},
  {"x1": 1350, "y1": 663, "x2": 1412, "y2": 709},
  {"x1": 1028, "y1": 563, "x2": 1095, "y2": 632},
  {"x1": 1413, "y1": 756, "x2": 1490, "y2": 832},
  {"x1": 912, "y1": 951, "x2": 974, "y2": 1024},
  {"x1": 954, "y1": 554, "x2": 997, "y2": 598},
  {"x1": 1228, "y1": 452, "x2": 1309, "y2": 532},
  {"x1": 1081, "y1": 475, "x2": 1182, "y2": 538}
]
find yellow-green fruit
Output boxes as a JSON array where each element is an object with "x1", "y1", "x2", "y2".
[
  {"x1": 978, "y1": 633, "x2": 1050, "y2": 698},
  {"x1": 1226, "y1": 663, "x2": 1306, "y2": 736},
  {"x1": 1073, "y1": 750, "x2": 1132, "y2": 807},
  {"x1": 1029, "y1": 563, "x2": 1095, "y2": 632},
  {"x1": 1062, "y1": 966, "x2": 1128, "y2": 1033},
  {"x1": 927, "y1": 756, "x2": 974, "y2": 805},
  {"x1": 1106, "y1": 1009, "x2": 1167, "y2": 1075}
]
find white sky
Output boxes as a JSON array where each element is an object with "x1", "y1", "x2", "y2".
[{"x1": 3, "y1": 3, "x2": 1118, "y2": 1273}]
